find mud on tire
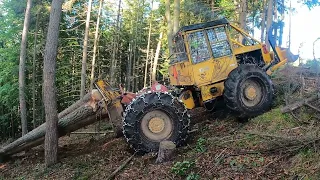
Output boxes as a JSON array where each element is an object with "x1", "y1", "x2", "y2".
[
  {"x1": 123, "y1": 92, "x2": 190, "y2": 154},
  {"x1": 223, "y1": 64, "x2": 274, "y2": 118}
]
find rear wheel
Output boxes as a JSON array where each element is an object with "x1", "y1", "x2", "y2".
[
  {"x1": 123, "y1": 92, "x2": 190, "y2": 154},
  {"x1": 223, "y1": 64, "x2": 274, "y2": 117}
]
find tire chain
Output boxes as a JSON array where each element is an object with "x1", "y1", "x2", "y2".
[{"x1": 122, "y1": 91, "x2": 191, "y2": 154}]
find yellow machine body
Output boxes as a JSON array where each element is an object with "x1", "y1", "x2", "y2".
[{"x1": 168, "y1": 18, "x2": 296, "y2": 109}]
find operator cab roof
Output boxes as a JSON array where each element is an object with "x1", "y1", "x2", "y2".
[{"x1": 177, "y1": 18, "x2": 229, "y2": 34}]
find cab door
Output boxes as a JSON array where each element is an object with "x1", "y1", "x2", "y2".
[
  {"x1": 186, "y1": 30, "x2": 214, "y2": 86},
  {"x1": 206, "y1": 26, "x2": 237, "y2": 82}
]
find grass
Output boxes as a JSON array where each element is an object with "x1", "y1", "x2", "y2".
[
  {"x1": 289, "y1": 148, "x2": 320, "y2": 179},
  {"x1": 250, "y1": 108, "x2": 298, "y2": 134}
]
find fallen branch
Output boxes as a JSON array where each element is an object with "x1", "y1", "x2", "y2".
[
  {"x1": 305, "y1": 102, "x2": 320, "y2": 113},
  {"x1": 71, "y1": 131, "x2": 113, "y2": 135},
  {"x1": 107, "y1": 153, "x2": 136, "y2": 180},
  {"x1": 281, "y1": 95, "x2": 319, "y2": 113}
]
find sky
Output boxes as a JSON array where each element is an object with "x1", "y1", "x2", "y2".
[{"x1": 281, "y1": 0, "x2": 320, "y2": 60}]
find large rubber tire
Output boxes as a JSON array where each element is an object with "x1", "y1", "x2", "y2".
[
  {"x1": 223, "y1": 64, "x2": 274, "y2": 118},
  {"x1": 123, "y1": 92, "x2": 190, "y2": 154}
]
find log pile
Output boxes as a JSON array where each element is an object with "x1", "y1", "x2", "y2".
[{"x1": 0, "y1": 89, "x2": 108, "y2": 160}]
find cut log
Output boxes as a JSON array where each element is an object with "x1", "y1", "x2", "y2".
[
  {"x1": 0, "y1": 90, "x2": 105, "y2": 159},
  {"x1": 155, "y1": 141, "x2": 176, "y2": 164},
  {"x1": 281, "y1": 95, "x2": 319, "y2": 113},
  {"x1": 58, "y1": 89, "x2": 102, "y2": 119}
]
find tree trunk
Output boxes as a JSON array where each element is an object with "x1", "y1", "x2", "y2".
[
  {"x1": 90, "y1": 0, "x2": 103, "y2": 90},
  {"x1": 238, "y1": 0, "x2": 247, "y2": 42},
  {"x1": 110, "y1": 0, "x2": 122, "y2": 87},
  {"x1": 32, "y1": 11, "x2": 39, "y2": 129},
  {"x1": 144, "y1": 0, "x2": 153, "y2": 88},
  {"x1": 80, "y1": 0, "x2": 93, "y2": 98},
  {"x1": 149, "y1": 50, "x2": 154, "y2": 86},
  {"x1": 273, "y1": 0, "x2": 277, "y2": 46},
  {"x1": 152, "y1": 32, "x2": 163, "y2": 82},
  {"x1": 288, "y1": 0, "x2": 292, "y2": 49},
  {"x1": 43, "y1": 0, "x2": 63, "y2": 167},
  {"x1": 19, "y1": 0, "x2": 32, "y2": 136},
  {"x1": 173, "y1": 0, "x2": 180, "y2": 34},
  {"x1": 155, "y1": 141, "x2": 176, "y2": 163},
  {"x1": 0, "y1": 91, "x2": 103, "y2": 159},
  {"x1": 165, "y1": 0, "x2": 173, "y2": 55},
  {"x1": 265, "y1": 0, "x2": 274, "y2": 50},
  {"x1": 211, "y1": 0, "x2": 215, "y2": 16},
  {"x1": 260, "y1": 0, "x2": 266, "y2": 42}
]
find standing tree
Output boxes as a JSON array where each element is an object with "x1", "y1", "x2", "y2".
[
  {"x1": 173, "y1": 0, "x2": 180, "y2": 34},
  {"x1": 80, "y1": 0, "x2": 93, "y2": 98},
  {"x1": 265, "y1": 0, "x2": 274, "y2": 50},
  {"x1": 90, "y1": 0, "x2": 103, "y2": 90},
  {"x1": 19, "y1": 0, "x2": 32, "y2": 136},
  {"x1": 152, "y1": 32, "x2": 163, "y2": 82},
  {"x1": 144, "y1": 0, "x2": 153, "y2": 88},
  {"x1": 165, "y1": 0, "x2": 173, "y2": 55},
  {"x1": 43, "y1": 0, "x2": 63, "y2": 167},
  {"x1": 260, "y1": 0, "x2": 266, "y2": 42},
  {"x1": 110, "y1": 0, "x2": 122, "y2": 86}
]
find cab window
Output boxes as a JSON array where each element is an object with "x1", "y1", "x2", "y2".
[
  {"x1": 206, "y1": 26, "x2": 232, "y2": 58},
  {"x1": 171, "y1": 34, "x2": 188, "y2": 64},
  {"x1": 187, "y1": 30, "x2": 211, "y2": 64}
]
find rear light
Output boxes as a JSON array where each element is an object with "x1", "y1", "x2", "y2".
[{"x1": 262, "y1": 44, "x2": 268, "y2": 54}]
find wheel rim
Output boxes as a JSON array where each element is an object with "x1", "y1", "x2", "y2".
[
  {"x1": 141, "y1": 110, "x2": 173, "y2": 142},
  {"x1": 240, "y1": 78, "x2": 263, "y2": 107}
]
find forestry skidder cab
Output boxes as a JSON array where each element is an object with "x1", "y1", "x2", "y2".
[{"x1": 96, "y1": 18, "x2": 298, "y2": 154}]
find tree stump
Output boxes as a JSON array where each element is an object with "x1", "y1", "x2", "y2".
[{"x1": 155, "y1": 141, "x2": 176, "y2": 164}]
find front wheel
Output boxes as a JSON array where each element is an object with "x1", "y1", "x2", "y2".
[
  {"x1": 223, "y1": 64, "x2": 274, "y2": 118},
  {"x1": 123, "y1": 92, "x2": 190, "y2": 154}
]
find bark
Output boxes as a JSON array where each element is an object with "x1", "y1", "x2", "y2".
[
  {"x1": 165, "y1": 0, "x2": 173, "y2": 55},
  {"x1": 110, "y1": 0, "x2": 122, "y2": 87},
  {"x1": 152, "y1": 32, "x2": 163, "y2": 82},
  {"x1": 90, "y1": 0, "x2": 103, "y2": 90},
  {"x1": 149, "y1": 50, "x2": 154, "y2": 86},
  {"x1": 211, "y1": 0, "x2": 215, "y2": 16},
  {"x1": 43, "y1": 0, "x2": 63, "y2": 167},
  {"x1": 155, "y1": 141, "x2": 176, "y2": 163},
  {"x1": 0, "y1": 91, "x2": 103, "y2": 158},
  {"x1": 239, "y1": 0, "x2": 247, "y2": 29},
  {"x1": 19, "y1": 0, "x2": 32, "y2": 136},
  {"x1": 173, "y1": 0, "x2": 180, "y2": 34},
  {"x1": 260, "y1": 0, "x2": 266, "y2": 42},
  {"x1": 238, "y1": 0, "x2": 247, "y2": 43},
  {"x1": 126, "y1": 19, "x2": 134, "y2": 91},
  {"x1": 144, "y1": 0, "x2": 153, "y2": 88},
  {"x1": 32, "y1": 11, "x2": 39, "y2": 129},
  {"x1": 58, "y1": 89, "x2": 101, "y2": 119},
  {"x1": 265, "y1": 0, "x2": 274, "y2": 50},
  {"x1": 80, "y1": 0, "x2": 93, "y2": 98}
]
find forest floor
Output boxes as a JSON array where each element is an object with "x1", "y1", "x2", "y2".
[{"x1": 1, "y1": 106, "x2": 320, "y2": 180}]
